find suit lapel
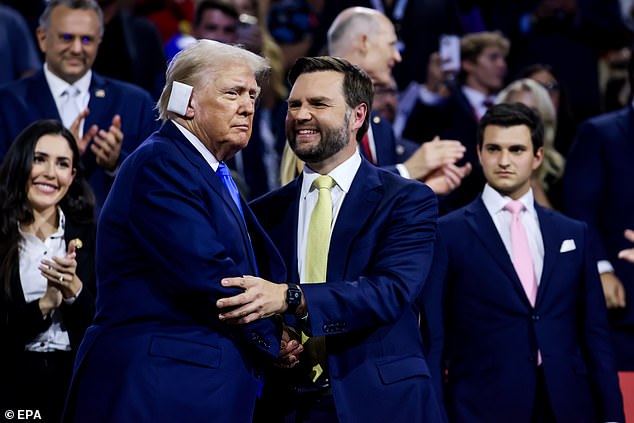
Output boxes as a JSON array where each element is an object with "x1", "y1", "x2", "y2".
[
  {"x1": 285, "y1": 178, "x2": 302, "y2": 283},
  {"x1": 85, "y1": 73, "x2": 109, "y2": 129},
  {"x1": 163, "y1": 122, "x2": 258, "y2": 272},
  {"x1": 534, "y1": 205, "x2": 559, "y2": 306},
  {"x1": 327, "y1": 160, "x2": 382, "y2": 280},
  {"x1": 465, "y1": 198, "x2": 533, "y2": 307}
]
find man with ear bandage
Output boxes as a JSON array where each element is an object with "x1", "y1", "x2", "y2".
[{"x1": 62, "y1": 40, "x2": 298, "y2": 423}]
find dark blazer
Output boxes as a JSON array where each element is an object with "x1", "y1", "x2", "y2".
[
  {"x1": 251, "y1": 159, "x2": 444, "y2": 423},
  {"x1": 563, "y1": 104, "x2": 634, "y2": 368},
  {"x1": 0, "y1": 69, "x2": 159, "y2": 208},
  {"x1": 421, "y1": 197, "x2": 624, "y2": 422},
  {"x1": 402, "y1": 83, "x2": 486, "y2": 214},
  {"x1": 63, "y1": 121, "x2": 286, "y2": 423},
  {"x1": 0, "y1": 217, "x2": 96, "y2": 413}
]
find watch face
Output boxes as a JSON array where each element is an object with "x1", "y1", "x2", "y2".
[{"x1": 287, "y1": 284, "x2": 301, "y2": 308}]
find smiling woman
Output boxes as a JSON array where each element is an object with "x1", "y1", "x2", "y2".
[{"x1": 0, "y1": 119, "x2": 96, "y2": 423}]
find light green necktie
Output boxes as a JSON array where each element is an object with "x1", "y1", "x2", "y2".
[{"x1": 303, "y1": 175, "x2": 335, "y2": 382}]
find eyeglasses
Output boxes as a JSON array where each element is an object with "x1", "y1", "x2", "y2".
[
  {"x1": 57, "y1": 33, "x2": 99, "y2": 46},
  {"x1": 539, "y1": 82, "x2": 560, "y2": 92}
]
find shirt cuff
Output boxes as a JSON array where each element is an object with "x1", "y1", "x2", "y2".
[
  {"x1": 597, "y1": 260, "x2": 615, "y2": 275},
  {"x1": 395, "y1": 163, "x2": 410, "y2": 179}
]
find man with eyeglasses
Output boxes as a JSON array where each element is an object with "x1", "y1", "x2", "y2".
[{"x1": 0, "y1": 0, "x2": 158, "y2": 210}]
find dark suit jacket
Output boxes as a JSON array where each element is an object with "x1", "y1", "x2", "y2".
[
  {"x1": 563, "y1": 104, "x2": 634, "y2": 367},
  {"x1": 421, "y1": 197, "x2": 624, "y2": 422},
  {"x1": 251, "y1": 159, "x2": 444, "y2": 423},
  {"x1": 0, "y1": 217, "x2": 96, "y2": 411},
  {"x1": 63, "y1": 121, "x2": 285, "y2": 423},
  {"x1": 402, "y1": 83, "x2": 485, "y2": 214},
  {"x1": 0, "y1": 70, "x2": 159, "y2": 208}
]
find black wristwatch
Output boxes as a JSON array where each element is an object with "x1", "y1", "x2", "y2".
[{"x1": 286, "y1": 284, "x2": 302, "y2": 314}]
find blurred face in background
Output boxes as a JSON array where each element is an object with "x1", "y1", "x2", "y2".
[
  {"x1": 37, "y1": 5, "x2": 102, "y2": 84},
  {"x1": 527, "y1": 69, "x2": 561, "y2": 110},
  {"x1": 372, "y1": 79, "x2": 399, "y2": 123},
  {"x1": 463, "y1": 46, "x2": 507, "y2": 95},
  {"x1": 193, "y1": 9, "x2": 238, "y2": 44},
  {"x1": 358, "y1": 15, "x2": 401, "y2": 86}
]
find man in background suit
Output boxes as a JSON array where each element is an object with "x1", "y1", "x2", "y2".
[
  {"x1": 63, "y1": 40, "x2": 289, "y2": 422},
  {"x1": 403, "y1": 31, "x2": 510, "y2": 214},
  {"x1": 327, "y1": 6, "x2": 470, "y2": 195},
  {"x1": 563, "y1": 50, "x2": 634, "y2": 369},
  {"x1": 217, "y1": 56, "x2": 442, "y2": 423},
  {"x1": 422, "y1": 103, "x2": 623, "y2": 422},
  {"x1": 0, "y1": 0, "x2": 157, "y2": 209}
]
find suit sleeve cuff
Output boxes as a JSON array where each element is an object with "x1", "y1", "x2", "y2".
[{"x1": 395, "y1": 163, "x2": 410, "y2": 179}]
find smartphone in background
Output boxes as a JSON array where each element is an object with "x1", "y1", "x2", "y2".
[{"x1": 439, "y1": 34, "x2": 461, "y2": 73}]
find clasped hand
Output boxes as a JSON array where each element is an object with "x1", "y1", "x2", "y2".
[{"x1": 217, "y1": 276, "x2": 303, "y2": 367}]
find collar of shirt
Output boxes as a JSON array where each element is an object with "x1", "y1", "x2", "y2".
[
  {"x1": 18, "y1": 206, "x2": 66, "y2": 240},
  {"x1": 297, "y1": 152, "x2": 361, "y2": 282},
  {"x1": 481, "y1": 183, "x2": 536, "y2": 218},
  {"x1": 43, "y1": 63, "x2": 92, "y2": 103},
  {"x1": 300, "y1": 151, "x2": 362, "y2": 200},
  {"x1": 173, "y1": 120, "x2": 220, "y2": 171},
  {"x1": 462, "y1": 85, "x2": 495, "y2": 119}
]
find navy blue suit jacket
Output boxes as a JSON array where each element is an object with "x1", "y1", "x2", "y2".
[
  {"x1": 251, "y1": 159, "x2": 444, "y2": 423},
  {"x1": 421, "y1": 197, "x2": 623, "y2": 422},
  {"x1": 0, "y1": 70, "x2": 158, "y2": 208},
  {"x1": 63, "y1": 121, "x2": 285, "y2": 423},
  {"x1": 564, "y1": 105, "x2": 634, "y2": 337}
]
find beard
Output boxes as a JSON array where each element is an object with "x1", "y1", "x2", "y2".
[{"x1": 287, "y1": 110, "x2": 351, "y2": 164}]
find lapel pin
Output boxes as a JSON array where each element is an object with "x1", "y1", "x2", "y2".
[
  {"x1": 373, "y1": 116, "x2": 380, "y2": 124},
  {"x1": 95, "y1": 89, "x2": 106, "y2": 98}
]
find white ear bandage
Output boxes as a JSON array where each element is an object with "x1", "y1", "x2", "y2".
[{"x1": 167, "y1": 81, "x2": 193, "y2": 116}]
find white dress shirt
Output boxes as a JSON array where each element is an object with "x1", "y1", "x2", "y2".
[
  {"x1": 43, "y1": 63, "x2": 91, "y2": 135},
  {"x1": 297, "y1": 152, "x2": 361, "y2": 282},
  {"x1": 19, "y1": 208, "x2": 71, "y2": 352},
  {"x1": 481, "y1": 184, "x2": 545, "y2": 285},
  {"x1": 173, "y1": 120, "x2": 220, "y2": 171}
]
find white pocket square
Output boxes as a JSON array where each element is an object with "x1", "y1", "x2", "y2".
[{"x1": 560, "y1": 239, "x2": 576, "y2": 253}]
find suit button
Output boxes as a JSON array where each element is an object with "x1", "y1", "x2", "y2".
[{"x1": 531, "y1": 315, "x2": 540, "y2": 321}]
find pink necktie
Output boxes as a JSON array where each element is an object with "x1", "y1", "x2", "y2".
[{"x1": 504, "y1": 200, "x2": 537, "y2": 306}]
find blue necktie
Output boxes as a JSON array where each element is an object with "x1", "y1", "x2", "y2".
[
  {"x1": 216, "y1": 162, "x2": 243, "y2": 216},
  {"x1": 216, "y1": 161, "x2": 258, "y2": 276}
]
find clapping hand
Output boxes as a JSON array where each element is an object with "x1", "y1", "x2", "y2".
[{"x1": 38, "y1": 239, "x2": 83, "y2": 300}]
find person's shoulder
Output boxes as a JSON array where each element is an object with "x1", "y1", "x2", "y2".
[
  {"x1": 438, "y1": 198, "x2": 481, "y2": 226},
  {"x1": 582, "y1": 105, "x2": 632, "y2": 129},
  {"x1": 251, "y1": 179, "x2": 298, "y2": 208},
  {"x1": 537, "y1": 204, "x2": 586, "y2": 231},
  {"x1": 92, "y1": 72, "x2": 153, "y2": 100},
  {"x1": 0, "y1": 71, "x2": 38, "y2": 94},
  {"x1": 374, "y1": 164, "x2": 435, "y2": 198}
]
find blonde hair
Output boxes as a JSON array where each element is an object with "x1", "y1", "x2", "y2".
[
  {"x1": 496, "y1": 78, "x2": 565, "y2": 190},
  {"x1": 460, "y1": 31, "x2": 510, "y2": 63}
]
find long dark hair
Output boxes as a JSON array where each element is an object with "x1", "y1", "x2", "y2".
[{"x1": 0, "y1": 120, "x2": 95, "y2": 300}]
